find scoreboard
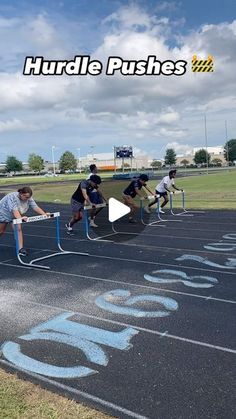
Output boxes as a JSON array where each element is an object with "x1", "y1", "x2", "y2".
[{"x1": 114, "y1": 146, "x2": 133, "y2": 158}]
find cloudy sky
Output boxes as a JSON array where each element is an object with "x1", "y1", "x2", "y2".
[{"x1": 0, "y1": 0, "x2": 236, "y2": 162}]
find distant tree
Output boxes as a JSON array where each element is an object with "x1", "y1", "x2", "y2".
[
  {"x1": 28, "y1": 153, "x2": 44, "y2": 173},
  {"x1": 211, "y1": 158, "x2": 222, "y2": 167},
  {"x1": 150, "y1": 160, "x2": 162, "y2": 169},
  {"x1": 193, "y1": 149, "x2": 211, "y2": 165},
  {"x1": 180, "y1": 159, "x2": 190, "y2": 167},
  {"x1": 164, "y1": 148, "x2": 176, "y2": 166},
  {"x1": 224, "y1": 139, "x2": 236, "y2": 163},
  {"x1": 59, "y1": 151, "x2": 77, "y2": 172},
  {"x1": 5, "y1": 156, "x2": 23, "y2": 173}
]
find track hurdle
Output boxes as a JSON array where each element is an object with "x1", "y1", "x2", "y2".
[
  {"x1": 83, "y1": 203, "x2": 118, "y2": 242},
  {"x1": 169, "y1": 190, "x2": 205, "y2": 216},
  {"x1": 140, "y1": 195, "x2": 166, "y2": 227},
  {"x1": 140, "y1": 195, "x2": 182, "y2": 225},
  {"x1": 13, "y1": 212, "x2": 88, "y2": 270}
]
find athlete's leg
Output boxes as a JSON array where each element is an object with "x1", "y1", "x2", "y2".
[
  {"x1": 0, "y1": 222, "x2": 8, "y2": 236},
  {"x1": 66, "y1": 199, "x2": 83, "y2": 231},
  {"x1": 161, "y1": 194, "x2": 169, "y2": 208},
  {"x1": 123, "y1": 195, "x2": 138, "y2": 220}
]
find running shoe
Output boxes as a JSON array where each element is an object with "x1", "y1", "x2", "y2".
[
  {"x1": 18, "y1": 248, "x2": 28, "y2": 257},
  {"x1": 144, "y1": 206, "x2": 151, "y2": 214},
  {"x1": 65, "y1": 223, "x2": 73, "y2": 232},
  {"x1": 90, "y1": 219, "x2": 98, "y2": 228},
  {"x1": 159, "y1": 209, "x2": 165, "y2": 214}
]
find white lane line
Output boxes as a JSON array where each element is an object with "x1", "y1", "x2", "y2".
[
  {"x1": 0, "y1": 360, "x2": 148, "y2": 419},
  {"x1": 2, "y1": 230, "x2": 236, "y2": 256},
  {"x1": 16, "y1": 219, "x2": 235, "y2": 236},
  {"x1": 0, "y1": 261, "x2": 235, "y2": 304},
  {"x1": 1, "y1": 244, "x2": 236, "y2": 277},
  {"x1": 0, "y1": 225, "x2": 223, "y2": 242},
  {"x1": 5, "y1": 299, "x2": 236, "y2": 354},
  {"x1": 5, "y1": 222, "x2": 228, "y2": 242}
]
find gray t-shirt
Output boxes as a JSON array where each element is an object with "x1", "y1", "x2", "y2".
[{"x1": 0, "y1": 192, "x2": 37, "y2": 222}]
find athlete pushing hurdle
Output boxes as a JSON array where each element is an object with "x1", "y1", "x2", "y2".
[
  {"x1": 65, "y1": 175, "x2": 105, "y2": 234},
  {"x1": 123, "y1": 174, "x2": 155, "y2": 223},
  {"x1": 0, "y1": 186, "x2": 48, "y2": 256},
  {"x1": 86, "y1": 164, "x2": 107, "y2": 227},
  {"x1": 146, "y1": 169, "x2": 183, "y2": 213}
]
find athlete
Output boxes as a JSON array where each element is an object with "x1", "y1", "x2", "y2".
[
  {"x1": 147, "y1": 169, "x2": 183, "y2": 213},
  {"x1": 86, "y1": 165, "x2": 107, "y2": 227},
  {"x1": 0, "y1": 187, "x2": 48, "y2": 256},
  {"x1": 123, "y1": 174, "x2": 154, "y2": 223},
  {"x1": 65, "y1": 175, "x2": 104, "y2": 233}
]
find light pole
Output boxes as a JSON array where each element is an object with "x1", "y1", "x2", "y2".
[
  {"x1": 225, "y1": 120, "x2": 229, "y2": 166},
  {"x1": 90, "y1": 145, "x2": 95, "y2": 162},
  {"x1": 51, "y1": 146, "x2": 56, "y2": 176},
  {"x1": 204, "y1": 114, "x2": 209, "y2": 175},
  {"x1": 77, "y1": 148, "x2": 81, "y2": 172}
]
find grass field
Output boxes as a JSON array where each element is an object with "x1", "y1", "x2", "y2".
[
  {"x1": 0, "y1": 172, "x2": 113, "y2": 185},
  {"x1": 14, "y1": 170, "x2": 236, "y2": 209},
  {"x1": 0, "y1": 369, "x2": 112, "y2": 419}
]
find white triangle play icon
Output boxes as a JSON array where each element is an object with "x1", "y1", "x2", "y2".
[{"x1": 108, "y1": 197, "x2": 130, "y2": 222}]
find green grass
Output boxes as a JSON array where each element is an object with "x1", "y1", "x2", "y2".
[
  {"x1": 0, "y1": 369, "x2": 113, "y2": 419},
  {"x1": 0, "y1": 172, "x2": 113, "y2": 185},
  {"x1": 1, "y1": 171, "x2": 236, "y2": 209}
]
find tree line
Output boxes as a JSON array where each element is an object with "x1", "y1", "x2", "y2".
[
  {"x1": 1, "y1": 140, "x2": 236, "y2": 173},
  {"x1": 151, "y1": 139, "x2": 236, "y2": 168},
  {"x1": 1, "y1": 151, "x2": 78, "y2": 174}
]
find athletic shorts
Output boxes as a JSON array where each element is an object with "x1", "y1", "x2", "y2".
[
  {"x1": 89, "y1": 191, "x2": 103, "y2": 205},
  {"x1": 0, "y1": 218, "x2": 9, "y2": 223},
  {"x1": 71, "y1": 198, "x2": 84, "y2": 214},
  {"x1": 156, "y1": 190, "x2": 168, "y2": 198}
]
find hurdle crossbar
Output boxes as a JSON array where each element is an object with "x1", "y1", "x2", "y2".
[{"x1": 13, "y1": 212, "x2": 88, "y2": 270}]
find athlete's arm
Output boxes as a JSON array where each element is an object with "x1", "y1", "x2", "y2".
[
  {"x1": 13, "y1": 209, "x2": 24, "y2": 219},
  {"x1": 173, "y1": 184, "x2": 183, "y2": 192},
  {"x1": 97, "y1": 188, "x2": 107, "y2": 203},
  {"x1": 164, "y1": 183, "x2": 171, "y2": 193},
  {"x1": 144, "y1": 185, "x2": 155, "y2": 196},
  {"x1": 82, "y1": 188, "x2": 92, "y2": 206},
  {"x1": 135, "y1": 187, "x2": 144, "y2": 198},
  {"x1": 33, "y1": 206, "x2": 47, "y2": 215}
]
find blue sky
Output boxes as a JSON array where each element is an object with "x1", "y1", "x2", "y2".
[{"x1": 0, "y1": 0, "x2": 236, "y2": 162}]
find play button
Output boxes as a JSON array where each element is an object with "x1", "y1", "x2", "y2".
[{"x1": 108, "y1": 198, "x2": 130, "y2": 222}]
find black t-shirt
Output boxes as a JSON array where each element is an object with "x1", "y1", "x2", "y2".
[
  {"x1": 72, "y1": 180, "x2": 94, "y2": 203},
  {"x1": 123, "y1": 179, "x2": 144, "y2": 198}
]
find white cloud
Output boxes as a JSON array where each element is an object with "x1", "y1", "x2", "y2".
[
  {"x1": 158, "y1": 110, "x2": 180, "y2": 124},
  {"x1": 160, "y1": 127, "x2": 187, "y2": 139},
  {"x1": 103, "y1": 4, "x2": 155, "y2": 30},
  {"x1": 0, "y1": 4, "x2": 236, "y2": 160},
  {"x1": 166, "y1": 141, "x2": 193, "y2": 156},
  {"x1": 0, "y1": 118, "x2": 40, "y2": 133}
]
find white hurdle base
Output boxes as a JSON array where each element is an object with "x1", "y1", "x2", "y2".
[
  {"x1": 13, "y1": 212, "x2": 89, "y2": 270},
  {"x1": 169, "y1": 191, "x2": 205, "y2": 217},
  {"x1": 83, "y1": 203, "x2": 117, "y2": 242}
]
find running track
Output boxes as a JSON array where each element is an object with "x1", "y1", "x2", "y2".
[{"x1": 0, "y1": 204, "x2": 235, "y2": 419}]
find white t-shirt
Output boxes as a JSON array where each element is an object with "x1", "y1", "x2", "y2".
[
  {"x1": 86, "y1": 173, "x2": 97, "y2": 193},
  {"x1": 156, "y1": 176, "x2": 175, "y2": 193}
]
